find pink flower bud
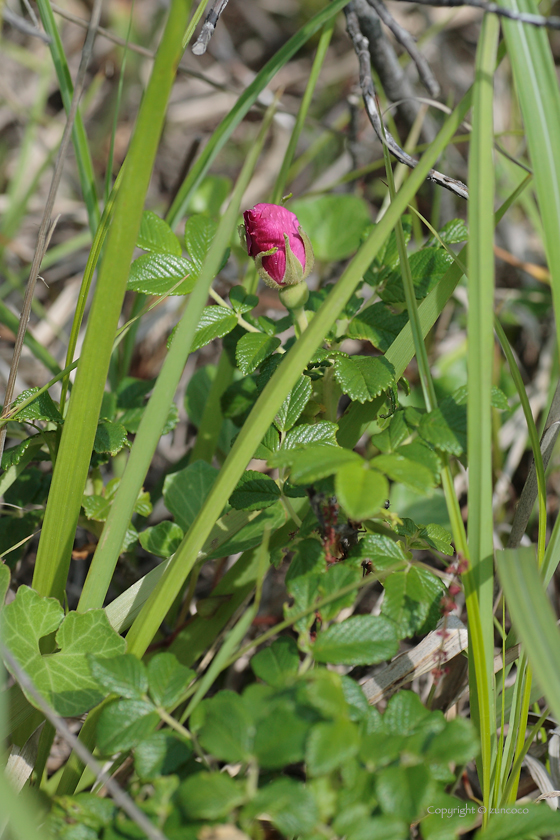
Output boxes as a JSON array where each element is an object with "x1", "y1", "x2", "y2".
[{"x1": 240, "y1": 203, "x2": 314, "y2": 289}]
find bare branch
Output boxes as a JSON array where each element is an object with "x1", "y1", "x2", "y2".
[
  {"x1": 396, "y1": 0, "x2": 560, "y2": 30},
  {"x1": 366, "y1": 0, "x2": 440, "y2": 98},
  {"x1": 192, "y1": 0, "x2": 231, "y2": 56},
  {"x1": 2, "y1": 7, "x2": 51, "y2": 43},
  {"x1": 344, "y1": 3, "x2": 469, "y2": 200}
]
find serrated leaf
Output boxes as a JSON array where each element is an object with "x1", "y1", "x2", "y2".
[
  {"x1": 347, "y1": 303, "x2": 408, "y2": 352},
  {"x1": 147, "y1": 652, "x2": 194, "y2": 708},
  {"x1": 1, "y1": 434, "x2": 46, "y2": 469},
  {"x1": 382, "y1": 567, "x2": 444, "y2": 637},
  {"x1": 347, "y1": 534, "x2": 409, "y2": 571},
  {"x1": 380, "y1": 248, "x2": 454, "y2": 304},
  {"x1": 184, "y1": 215, "x2": 218, "y2": 270},
  {"x1": 127, "y1": 253, "x2": 195, "y2": 295},
  {"x1": 254, "y1": 705, "x2": 312, "y2": 769},
  {"x1": 334, "y1": 355, "x2": 395, "y2": 403},
  {"x1": 205, "y1": 503, "x2": 287, "y2": 561},
  {"x1": 1, "y1": 586, "x2": 125, "y2": 716},
  {"x1": 491, "y1": 386, "x2": 509, "y2": 411},
  {"x1": 376, "y1": 764, "x2": 433, "y2": 822},
  {"x1": 371, "y1": 452, "x2": 436, "y2": 494},
  {"x1": 236, "y1": 333, "x2": 281, "y2": 375},
  {"x1": 88, "y1": 653, "x2": 147, "y2": 700},
  {"x1": 139, "y1": 521, "x2": 184, "y2": 558},
  {"x1": 192, "y1": 306, "x2": 238, "y2": 352},
  {"x1": 306, "y1": 719, "x2": 360, "y2": 776},
  {"x1": 271, "y1": 444, "x2": 361, "y2": 485},
  {"x1": 252, "y1": 424, "x2": 281, "y2": 459},
  {"x1": 427, "y1": 217, "x2": 469, "y2": 247},
  {"x1": 319, "y1": 563, "x2": 362, "y2": 621},
  {"x1": 285, "y1": 538, "x2": 326, "y2": 584},
  {"x1": 11, "y1": 388, "x2": 63, "y2": 424},
  {"x1": 313, "y1": 615, "x2": 399, "y2": 665},
  {"x1": 137, "y1": 210, "x2": 182, "y2": 255},
  {"x1": 251, "y1": 637, "x2": 299, "y2": 687},
  {"x1": 134, "y1": 731, "x2": 192, "y2": 781},
  {"x1": 221, "y1": 375, "x2": 259, "y2": 423},
  {"x1": 82, "y1": 494, "x2": 110, "y2": 521},
  {"x1": 229, "y1": 285, "x2": 259, "y2": 314},
  {"x1": 178, "y1": 771, "x2": 245, "y2": 820},
  {"x1": 97, "y1": 698, "x2": 159, "y2": 753},
  {"x1": 283, "y1": 421, "x2": 339, "y2": 449},
  {"x1": 191, "y1": 690, "x2": 254, "y2": 762},
  {"x1": 93, "y1": 421, "x2": 128, "y2": 455},
  {"x1": 242, "y1": 778, "x2": 318, "y2": 836},
  {"x1": 275, "y1": 375, "x2": 312, "y2": 431},
  {"x1": 419, "y1": 394, "x2": 466, "y2": 455},
  {"x1": 229, "y1": 470, "x2": 281, "y2": 511},
  {"x1": 395, "y1": 518, "x2": 453, "y2": 555},
  {"x1": 163, "y1": 460, "x2": 219, "y2": 531},
  {"x1": 116, "y1": 377, "x2": 154, "y2": 409},
  {"x1": 335, "y1": 462, "x2": 389, "y2": 520}
]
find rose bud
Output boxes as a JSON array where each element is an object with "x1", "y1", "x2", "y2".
[{"x1": 240, "y1": 202, "x2": 314, "y2": 289}]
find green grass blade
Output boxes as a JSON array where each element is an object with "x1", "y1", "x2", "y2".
[
  {"x1": 35, "y1": 0, "x2": 100, "y2": 235},
  {"x1": 165, "y1": 0, "x2": 350, "y2": 229},
  {"x1": 496, "y1": 547, "x2": 560, "y2": 727},
  {"x1": 467, "y1": 12, "x2": 500, "y2": 813},
  {"x1": 31, "y1": 0, "x2": 192, "y2": 603},
  {"x1": 77, "y1": 98, "x2": 278, "y2": 614},
  {"x1": 500, "y1": 0, "x2": 560, "y2": 355},
  {"x1": 125, "y1": 88, "x2": 474, "y2": 659}
]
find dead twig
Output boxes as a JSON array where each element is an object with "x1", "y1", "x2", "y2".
[
  {"x1": 192, "y1": 0, "x2": 231, "y2": 56},
  {"x1": 397, "y1": 0, "x2": 560, "y2": 30},
  {"x1": 344, "y1": 2, "x2": 469, "y2": 200}
]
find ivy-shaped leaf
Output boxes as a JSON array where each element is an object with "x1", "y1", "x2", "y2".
[
  {"x1": 334, "y1": 355, "x2": 395, "y2": 403},
  {"x1": 127, "y1": 253, "x2": 195, "y2": 296},
  {"x1": 0, "y1": 586, "x2": 126, "y2": 716},
  {"x1": 137, "y1": 210, "x2": 182, "y2": 255}
]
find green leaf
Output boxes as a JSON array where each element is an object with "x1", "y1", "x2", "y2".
[
  {"x1": 139, "y1": 521, "x2": 184, "y2": 558},
  {"x1": 270, "y1": 444, "x2": 361, "y2": 484},
  {"x1": 82, "y1": 495, "x2": 110, "y2": 521},
  {"x1": 427, "y1": 217, "x2": 469, "y2": 247},
  {"x1": 473, "y1": 807, "x2": 560, "y2": 840},
  {"x1": 242, "y1": 778, "x2": 318, "y2": 836},
  {"x1": 347, "y1": 303, "x2": 408, "y2": 352},
  {"x1": 221, "y1": 375, "x2": 259, "y2": 424},
  {"x1": 127, "y1": 253, "x2": 195, "y2": 296},
  {"x1": 285, "y1": 538, "x2": 326, "y2": 584},
  {"x1": 319, "y1": 563, "x2": 362, "y2": 621},
  {"x1": 236, "y1": 333, "x2": 281, "y2": 375},
  {"x1": 253, "y1": 704, "x2": 312, "y2": 768},
  {"x1": 1, "y1": 434, "x2": 47, "y2": 469},
  {"x1": 191, "y1": 306, "x2": 238, "y2": 352},
  {"x1": 334, "y1": 355, "x2": 395, "y2": 403},
  {"x1": 376, "y1": 765, "x2": 433, "y2": 822},
  {"x1": 229, "y1": 470, "x2": 281, "y2": 511},
  {"x1": 382, "y1": 567, "x2": 444, "y2": 637},
  {"x1": 163, "y1": 460, "x2": 219, "y2": 531},
  {"x1": 134, "y1": 731, "x2": 192, "y2": 781},
  {"x1": 290, "y1": 195, "x2": 372, "y2": 261},
  {"x1": 186, "y1": 174, "x2": 231, "y2": 217},
  {"x1": 1, "y1": 586, "x2": 125, "y2": 715},
  {"x1": 0, "y1": 563, "x2": 9, "y2": 604},
  {"x1": 205, "y1": 503, "x2": 287, "y2": 561},
  {"x1": 336, "y1": 462, "x2": 389, "y2": 520},
  {"x1": 380, "y1": 248, "x2": 453, "y2": 304},
  {"x1": 96, "y1": 698, "x2": 159, "y2": 753},
  {"x1": 371, "y1": 452, "x2": 436, "y2": 494},
  {"x1": 306, "y1": 719, "x2": 360, "y2": 775},
  {"x1": 147, "y1": 653, "x2": 194, "y2": 708},
  {"x1": 251, "y1": 636, "x2": 299, "y2": 687},
  {"x1": 283, "y1": 421, "x2": 339, "y2": 449},
  {"x1": 395, "y1": 519, "x2": 453, "y2": 555},
  {"x1": 274, "y1": 375, "x2": 313, "y2": 431},
  {"x1": 341, "y1": 675, "x2": 370, "y2": 722},
  {"x1": 425, "y1": 717, "x2": 477, "y2": 765},
  {"x1": 382, "y1": 690, "x2": 431, "y2": 735},
  {"x1": 252, "y1": 424, "x2": 281, "y2": 459},
  {"x1": 93, "y1": 421, "x2": 128, "y2": 456},
  {"x1": 191, "y1": 690, "x2": 254, "y2": 762},
  {"x1": 347, "y1": 534, "x2": 409, "y2": 571},
  {"x1": 184, "y1": 215, "x2": 218, "y2": 271},
  {"x1": 177, "y1": 771, "x2": 245, "y2": 820},
  {"x1": 313, "y1": 615, "x2": 399, "y2": 665},
  {"x1": 419, "y1": 393, "x2": 466, "y2": 455},
  {"x1": 11, "y1": 388, "x2": 63, "y2": 424},
  {"x1": 137, "y1": 210, "x2": 182, "y2": 255},
  {"x1": 302, "y1": 668, "x2": 348, "y2": 719},
  {"x1": 88, "y1": 653, "x2": 147, "y2": 700},
  {"x1": 229, "y1": 285, "x2": 259, "y2": 314}
]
